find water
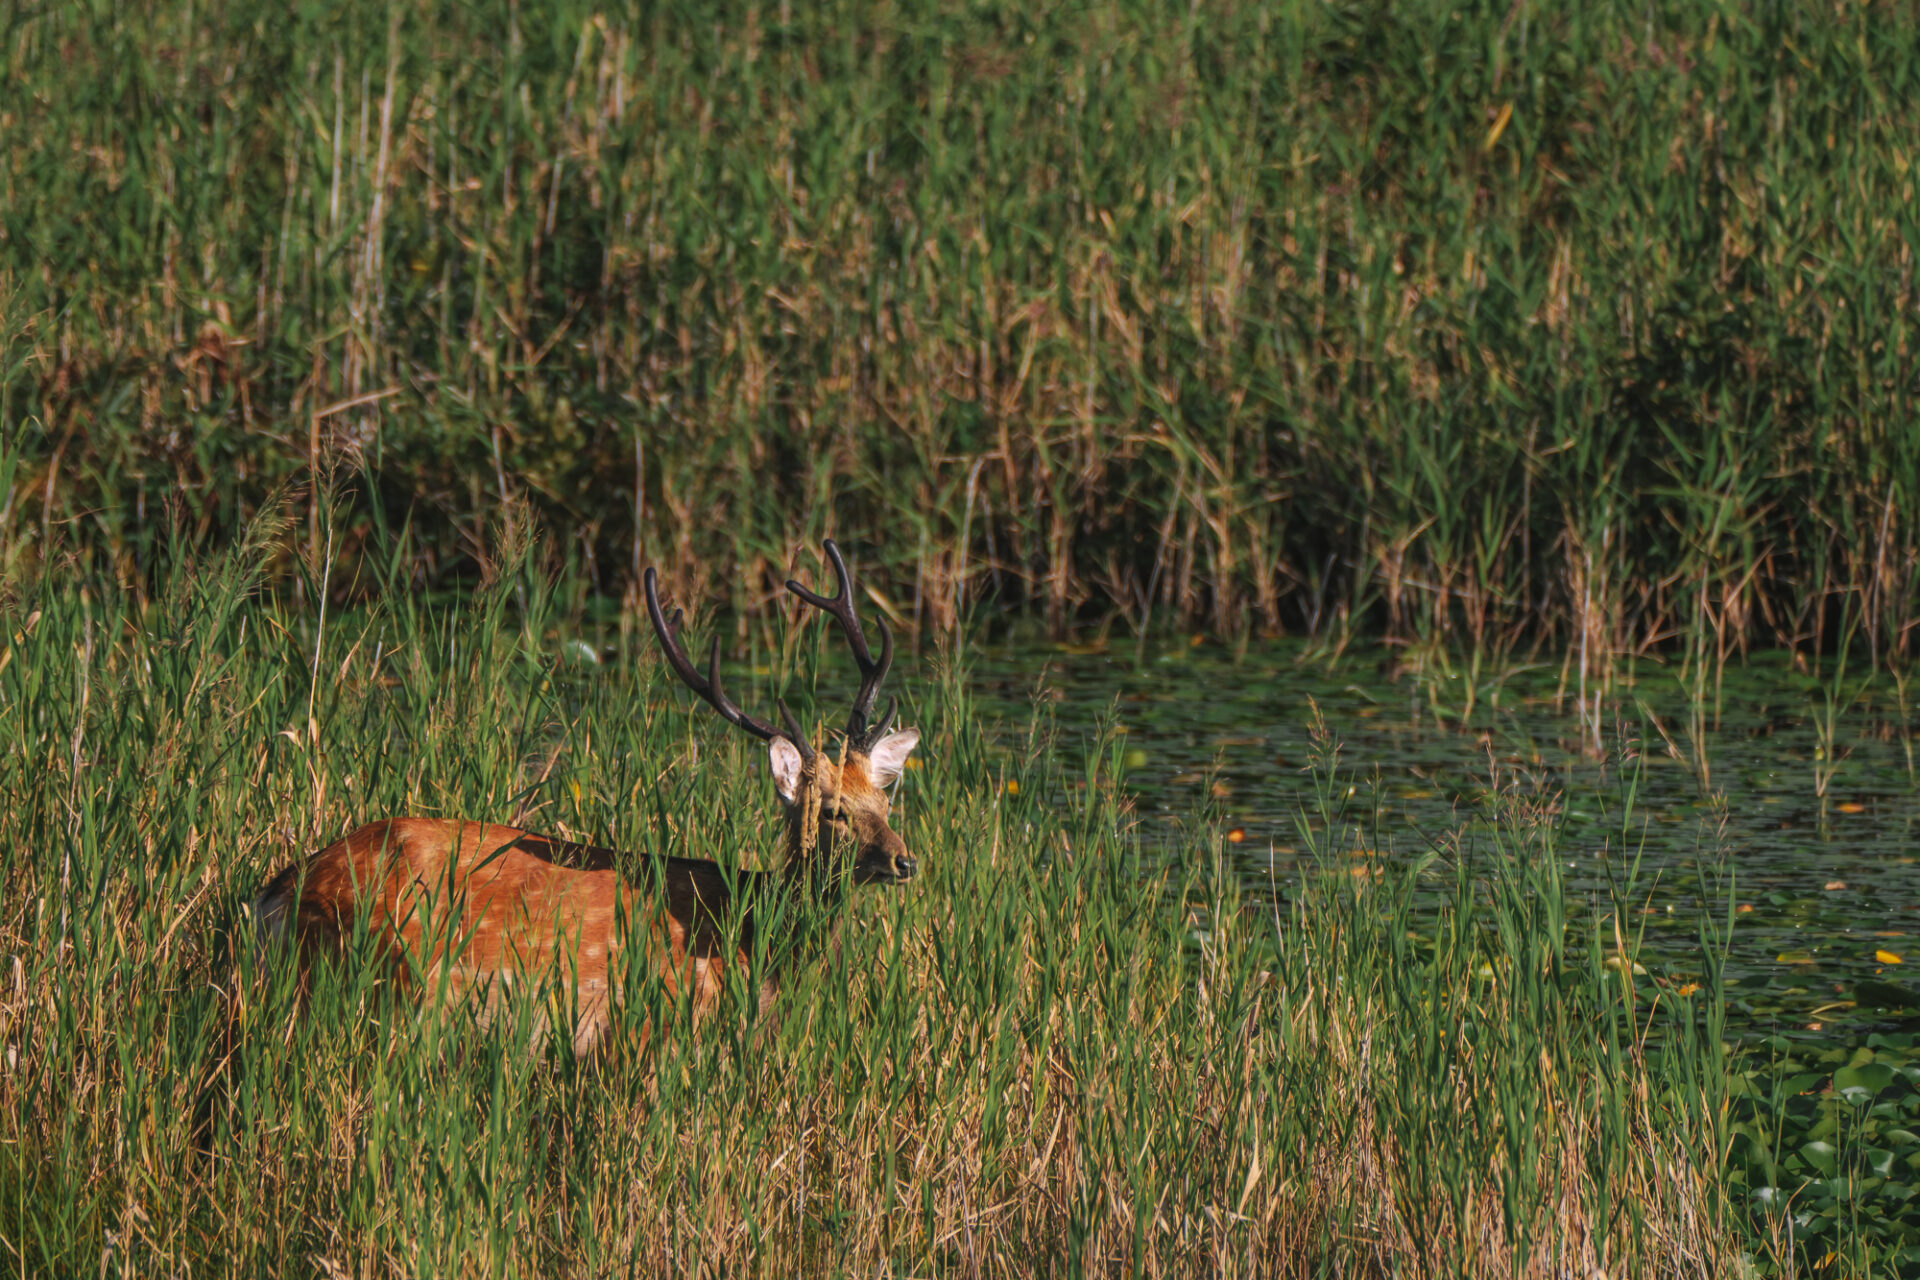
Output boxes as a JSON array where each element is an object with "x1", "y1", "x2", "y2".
[
  {"x1": 969, "y1": 640, "x2": 1919, "y2": 1006},
  {"x1": 967, "y1": 637, "x2": 1920, "y2": 1258}
]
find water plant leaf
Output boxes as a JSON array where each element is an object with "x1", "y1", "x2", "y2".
[{"x1": 1801, "y1": 1140, "x2": 1840, "y2": 1176}]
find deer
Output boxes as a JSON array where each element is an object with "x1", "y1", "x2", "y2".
[{"x1": 247, "y1": 540, "x2": 922, "y2": 1054}]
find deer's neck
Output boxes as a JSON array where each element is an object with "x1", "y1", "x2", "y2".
[
  {"x1": 779, "y1": 796, "x2": 843, "y2": 899},
  {"x1": 722, "y1": 802, "x2": 847, "y2": 1015},
  {"x1": 768, "y1": 794, "x2": 853, "y2": 962}
]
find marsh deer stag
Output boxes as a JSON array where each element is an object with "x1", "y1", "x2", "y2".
[{"x1": 249, "y1": 540, "x2": 921, "y2": 1053}]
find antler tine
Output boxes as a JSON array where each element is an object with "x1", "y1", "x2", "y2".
[
  {"x1": 784, "y1": 541, "x2": 868, "y2": 659},
  {"x1": 785, "y1": 539, "x2": 897, "y2": 745},
  {"x1": 644, "y1": 566, "x2": 790, "y2": 746},
  {"x1": 775, "y1": 698, "x2": 816, "y2": 760}
]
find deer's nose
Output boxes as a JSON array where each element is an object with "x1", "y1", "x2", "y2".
[{"x1": 892, "y1": 854, "x2": 918, "y2": 881}]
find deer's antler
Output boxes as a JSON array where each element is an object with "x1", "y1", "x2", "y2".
[
  {"x1": 644, "y1": 567, "x2": 814, "y2": 759},
  {"x1": 786, "y1": 539, "x2": 896, "y2": 748}
]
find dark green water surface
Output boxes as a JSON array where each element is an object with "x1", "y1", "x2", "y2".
[
  {"x1": 966, "y1": 638, "x2": 1920, "y2": 1261},
  {"x1": 970, "y1": 640, "x2": 1920, "y2": 1009}
]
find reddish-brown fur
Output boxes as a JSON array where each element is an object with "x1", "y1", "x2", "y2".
[{"x1": 251, "y1": 744, "x2": 917, "y2": 1053}]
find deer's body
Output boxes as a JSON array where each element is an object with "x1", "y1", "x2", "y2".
[
  {"x1": 251, "y1": 818, "x2": 775, "y2": 1051},
  {"x1": 250, "y1": 542, "x2": 919, "y2": 1054}
]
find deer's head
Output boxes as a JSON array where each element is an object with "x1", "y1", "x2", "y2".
[
  {"x1": 646, "y1": 540, "x2": 920, "y2": 885},
  {"x1": 767, "y1": 729, "x2": 920, "y2": 883}
]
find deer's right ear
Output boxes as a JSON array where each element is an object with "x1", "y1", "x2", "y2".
[
  {"x1": 769, "y1": 737, "x2": 806, "y2": 803},
  {"x1": 866, "y1": 728, "x2": 920, "y2": 787}
]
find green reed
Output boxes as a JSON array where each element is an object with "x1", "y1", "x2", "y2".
[
  {"x1": 4, "y1": 0, "x2": 1920, "y2": 682},
  {"x1": 0, "y1": 517, "x2": 1755, "y2": 1276}
]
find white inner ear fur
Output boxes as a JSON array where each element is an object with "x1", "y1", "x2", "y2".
[
  {"x1": 865, "y1": 728, "x2": 920, "y2": 789},
  {"x1": 768, "y1": 737, "x2": 806, "y2": 804}
]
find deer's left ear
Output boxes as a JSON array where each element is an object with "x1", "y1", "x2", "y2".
[
  {"x1": 865, "y1": 728, "x2": 920, "y2": 788},
  {"x1": 769, "y1": 737, "x2": 807, "y2": 804}
]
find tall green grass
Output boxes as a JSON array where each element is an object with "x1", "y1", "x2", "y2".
[
  {"x1": 0, "y1": 519, "x2": 1750, "y2": 1276},
  {"x1": 5, "y1": 0, "x2": 1920, "y2": 675}
]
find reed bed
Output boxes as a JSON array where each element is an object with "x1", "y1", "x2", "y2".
[
  {"x1": 0, "y1": 521, "x2": 1746, "y2": 1276},
  {"x1": 3, "y1": 0, "x2": 1919, "y2": 676}
]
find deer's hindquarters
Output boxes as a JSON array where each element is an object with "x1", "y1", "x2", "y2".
[{"x1": 253, "y1": 819, "x2": 642, "y2": 1053}]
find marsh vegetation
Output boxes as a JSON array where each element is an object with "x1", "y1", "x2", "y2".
[
  {"x1": 6, "y1": 0, "x2": 1920, "y2": 1272},
  {"x1": 7, "y1": 0, "x2": 1920, "y2": 669},
  {"x1": 0, "y1": 525, "x2": 1741, "y2": 1276}
]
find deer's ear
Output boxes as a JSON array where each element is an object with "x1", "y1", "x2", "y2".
[
  {"x1": 769, "y1": 737, "x2": 806, "y2": 803},
  {"x1": 866, "y1": 728, "x2": 920, "y2": 788}
]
